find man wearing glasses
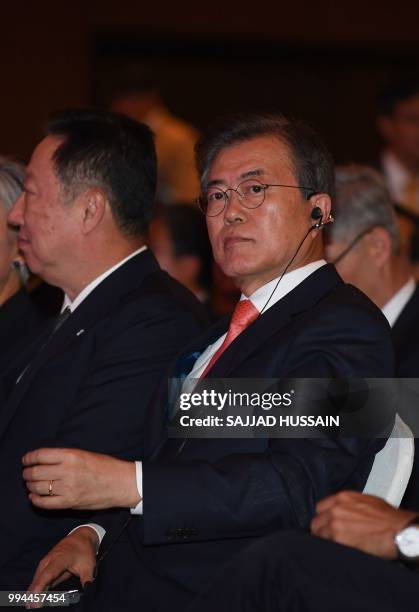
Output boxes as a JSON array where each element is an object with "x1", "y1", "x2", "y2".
[
  {"x1": 325, "y1": 164, "x2": 419, "y2": 508},
  {"x1": 325, "y1": 165, "x2": 419, "y2": 379},
  {"x1": 23, "y1": 115, "x2": 394, "y2": 610}
]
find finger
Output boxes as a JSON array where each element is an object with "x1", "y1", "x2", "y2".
[
  {"x1": 28, "y1": 563, "x2": 69, "y2": 593},
  {"x1": 23, "y1": 465, "x2": 61, "y2": 482},
  {"x1": 26, "y1": 568, "x2": 71, "y2": 609},
  {"x1": 311, "y1": 510, "x2": 332, "y2": 535},
  {"x1": 22, "y1": 448, "x2": 68, "y2": 467},
  {"x1": 315, "y1": 495, "x2": 339, "y2": 513},
  {"x1": 28, "y1": 493, "x2": 70, "y2": 510},
  {"x1": 26, "y1": 481, "x2": 50, "y2": 496},
  {"x1": 78, "y1": 563, "x2": 96, "y2": 587},
  {"x1": 26, "y1": 480, "x2": 64, "y2": 497},
  {"x1": 315, "y1": 490, "x2": 359, "y2": 513}
]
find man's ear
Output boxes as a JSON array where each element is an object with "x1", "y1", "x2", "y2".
[
  {"x1": 366, "y1": 226, "x2": 393, "y2": 268},
  {"x1": 78, "y1": 188, "x2": 106, "y2": 234},
  {"x1": 309, "y1": 193, "x2": 332, "y2": 226}
]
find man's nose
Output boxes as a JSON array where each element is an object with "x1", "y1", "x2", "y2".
[
  {"x1": 223, "y1": 189, "x2": 246, "y2": 225},
  {"x1": 8, "y1": 192, "x2": 24, "y2": 227}
]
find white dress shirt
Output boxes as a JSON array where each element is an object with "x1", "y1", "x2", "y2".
[
  {"x1": 62, "y1": 246, "x2": 147, "y2": 313},
  {"x1": 382, "y1": 277, "x2": 416, "y2": 328}
]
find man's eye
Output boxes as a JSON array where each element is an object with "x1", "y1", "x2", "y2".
[
  {"x1": 208, "y1": 191, "x2": 225, "y2": 202},
  {"x1": 242, "y1": 184, "x2": 265, "y2": 197}
]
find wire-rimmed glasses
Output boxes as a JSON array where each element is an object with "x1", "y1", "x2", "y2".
[{"x1": 198, "y1": 178, "x2": 316, "y2": 217}]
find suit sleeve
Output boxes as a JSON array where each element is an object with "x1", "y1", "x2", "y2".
[
  {"x1": 140, "y1": 300, "x2": 395, "y2": 545},
  {"x1": 4, "y1": 300, "x2": 203, "y2": 561}
]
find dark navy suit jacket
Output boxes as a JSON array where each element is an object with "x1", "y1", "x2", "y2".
[
  {"x1": 0, "y1": 250, "x2": 207, "y2": 588},
  {"x1": 88, "y1": 264, "x2": 395, "y2": 612}
]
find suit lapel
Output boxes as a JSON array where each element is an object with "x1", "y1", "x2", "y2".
[
  {"x1": 0, "y1": 250, "x2": 161, "y2": 438},
  {"x1": 207, "y1": 264, "x2": 342, "y2": 378},
  {"x1": 170, "y1": 264, "x2": 342, "y2": 455}
]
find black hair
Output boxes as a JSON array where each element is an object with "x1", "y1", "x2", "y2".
[
  {"x1": 47, "y1": 108, "x2": 157, "y2": 236},
  {"x1": 195, "y1": 113, "x2": 335, "y2": 200}
]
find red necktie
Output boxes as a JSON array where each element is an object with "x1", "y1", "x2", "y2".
[{"x1": 200, "y1": 299, "x2": 259, "y2": 378}]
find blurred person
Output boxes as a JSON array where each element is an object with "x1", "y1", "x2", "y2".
[
  {"x1": 325, "y1": 165, "x2": 419, "y2": 508},
  {"x1": 0, "y1": 109, "x2": 206, "y2": 588},
  {"x1": 377, "y1": 77, "x2": 419, "y2": 272},
  {"x1": 22, "y1": 114, "x2": 394, "y2": 611},
  {"x1": 148, "y1": 204, "x2": 213, "y2": 308},
  {"x1": 112, "y1": 84, "x2": 200, "y2": 205},
  {"x1": 325, "y1": 165, "x2": 418, "y2": 376},
  {"x1": 184, "y1": 491, "x2": 419, "y2": 612},
  {"x1": 0, "y1": 157, "x2": 48, "y2": 372},
  {"x1": 378, "y1": 77, "x2": 419, "y2": 211}
]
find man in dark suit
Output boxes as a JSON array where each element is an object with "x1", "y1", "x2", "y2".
[
  {"x1": 185, "y1": 491, "x2": 419, "y2": 612},
  {"x1": 325, "y1": 164, "x2": 419, "y2": 506},
  {"x1": 0, "y1": 110, "x2": 206, "y2": 588},
  {"x1": 23, "y1": 114, "x2": 394, "y2": 610},
  {"x1": 325, "y1": 164, "x2": 419, "y2": 376}
]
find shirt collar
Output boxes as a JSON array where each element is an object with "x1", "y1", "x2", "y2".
[
  {"x1": 382, "y1": 277, "x2": 416, "y2": 327},
  {"x1": 241, "y1": 260, "x2": 327, "y2": 314},
  {"x1": 62, "y1": 246, "x2": 147, "y2": 313}
]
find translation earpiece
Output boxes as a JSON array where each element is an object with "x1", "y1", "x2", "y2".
[{"x1": 310, "y1": 207, "x2": 323, "y2": 221}]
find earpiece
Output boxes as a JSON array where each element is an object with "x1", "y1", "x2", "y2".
[
  {"x1": 310, "y1": 207, "x2": 323, "y2": 221},
  {"x1": 310, "y1": 207, "x2": 334, "y2": 230}
]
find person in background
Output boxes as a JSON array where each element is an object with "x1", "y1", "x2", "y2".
[
  {"x1": 112, "y1": 83, "x2": 200, "y2": 205},
  {"x1": 148, "y1": 204, "x2": 213, "y2": 312},
  {"x1": 377, "y1": 76, "x2": 419, "y2": 275},
  {"x1": 0, "y1": 157, "x2": 50, "y2": 372},
  {"x1": 324, "y1": 164, "x2": 419, "y2": 507},
  {"x1": 325, "y1": 165, "x2": 417, "y2": 375},
  {"x1": 184, "y1": 491, "x2": 419, "y2": 612}
]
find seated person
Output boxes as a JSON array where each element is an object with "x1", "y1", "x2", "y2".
[
  {"x1": 0, "y1": 110, "x2": 206, "y2": 589},
  {"x1": 185, "y1": 491, "x2": 419, "y2": 612},
  {"x1": 23, "y1": 113, "x2": 395, "y2": 611}
]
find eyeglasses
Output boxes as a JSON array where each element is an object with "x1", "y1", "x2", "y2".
[
  {"x1": 198, "y1": 178, "x2": 316, "y2": 217},
  {"x1": 330, "y1": 226, "x2": 378, "y2": 265}
]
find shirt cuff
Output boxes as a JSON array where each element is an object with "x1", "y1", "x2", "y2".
[
  {"x1": 68, "y1": 523, "x2": 106, "y2": 549},
  {"x1": 130, "y1": 461, "x2": 143, "y2": 515}
]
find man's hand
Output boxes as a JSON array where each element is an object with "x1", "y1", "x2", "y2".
[
  {"x1": 26, "y1": 527, "x2": 98, "y2": 609},
  {"x1": 311, "y1": 491, "x2": 419, "y2": 559},
  {"x1": 22, "y1": 448, "x2": 140, "y2": 510}
]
